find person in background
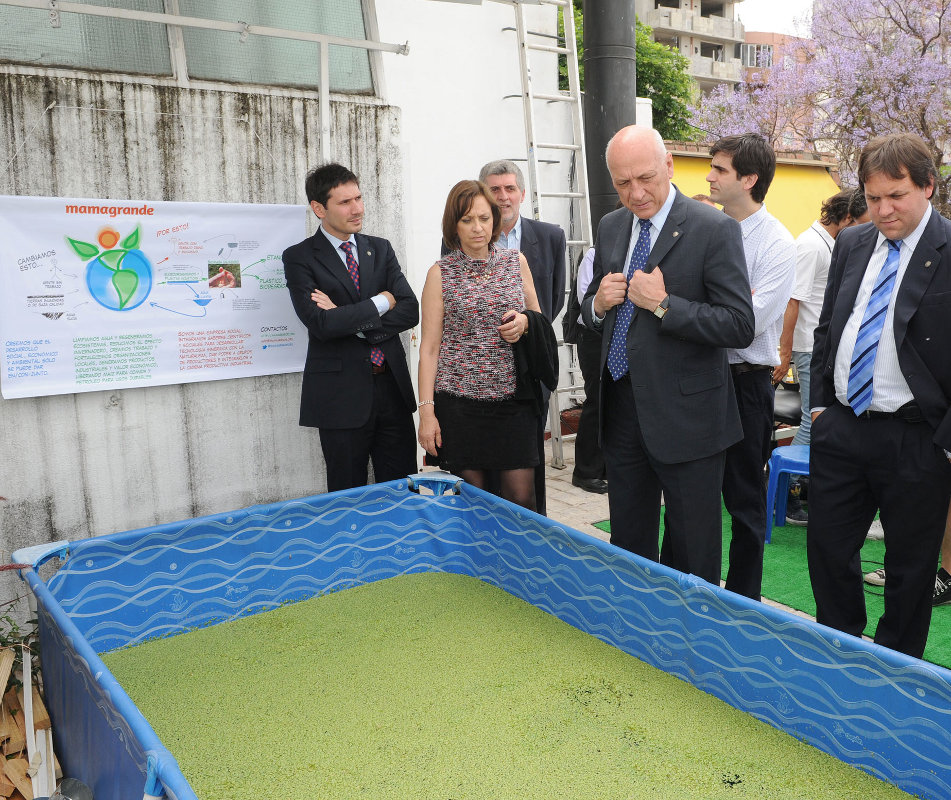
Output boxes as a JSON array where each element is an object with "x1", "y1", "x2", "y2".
[
  {"x1": 865, "y1": 503, "x2": 951, "y2": 607},
  {"x1": 283, "y1": 163, "x2": 418, "y2": 492},
  {"x1": 807, "y1": 133, "x2": 951, "y2": 658},
  {"x1": 478, "y1": 160, "x2": 567, "y2": 323},
  {"x1": 418, "y1": 180, "x2": 549, "y2": 511},
  {"x1": 581, "y1": 124, "x2": 754, "y2": 585},
  {"x1": 773, "y1": 188, "x2": 870, "y2": 525},
  {"x1": 706, "y1": 133, "x2": 796, "y2": 601},
  {"x1": 567, "y1": 246, "x2": 608, "y2": 493}
]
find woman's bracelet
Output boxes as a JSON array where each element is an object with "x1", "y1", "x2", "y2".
[{"x1": 418, "y1": 399, "x2": 435, "y2": 407}]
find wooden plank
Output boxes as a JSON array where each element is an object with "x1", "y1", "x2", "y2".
[
  {"x1": 0, "y1": 650, "x2": 14, "y2": 696},
  {"x1": 2, "y1": 688, "x2": 25, "y2": 756},
  {"x1": 18, "y1": 646, "x2": 38, "y2": 800},
  {"x1": 33, "y1": 734, "x2": 51, "y2": 799},
  {"x1": 0, "y1": 703, "x2": 17, "y2": 744},
  {"x1": 0, "y1": 767, "x2": 15, "y2": 798},
  {"x1": 2, "y1": 758, "x2": 32, "y2": 800},
  {"x1": 17, "y1": 688, "x2": 50, "y2": 733},
  {"x1": 31, "y1": 688, "x2": 50, "y2": 732},
  {"x1": 44, "y1": 730, "x2": 56, "y2": 790}
]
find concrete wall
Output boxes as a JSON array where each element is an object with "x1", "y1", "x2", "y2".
[
  {"x1": 0, "y1": 71, "x2": 406, "y2": 608},
  {"x1": 0, "y1": 1, "x2": 575, "y2": 611}
]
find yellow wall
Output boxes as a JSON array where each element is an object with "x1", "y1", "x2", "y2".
[{"x1": 671, "y1": 154, "x2": 841, "y2": 238}]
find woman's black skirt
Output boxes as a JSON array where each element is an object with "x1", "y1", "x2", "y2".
[{"x1": 434, "y1": 391, "x2": 539, "y2": 472}]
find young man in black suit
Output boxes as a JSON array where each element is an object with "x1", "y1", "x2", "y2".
[
  {"x1": 808, "y1": 133, "x2": 951, "y2": 658},
  {"x1": 283, "y1": 164, "x2": 418, "y2": 492}
]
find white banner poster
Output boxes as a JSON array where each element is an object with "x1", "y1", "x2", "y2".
[{"x1": 0, "y1": 195, "x2": 308, "y2": 399}]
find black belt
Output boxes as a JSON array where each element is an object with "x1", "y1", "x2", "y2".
[
  {"x1": 730, "y1": 362, "x2": 771, "y2": 377},
  {"x1": 847, "y1": 401, "x2": 923, "y2": 422},
  {"x1": 372, "y1": 363, "x2": 387, "y2": 375}
]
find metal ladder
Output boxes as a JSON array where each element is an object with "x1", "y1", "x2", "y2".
[{"x1": 505, "y1": 0, "x2": 593, "y2": 469}]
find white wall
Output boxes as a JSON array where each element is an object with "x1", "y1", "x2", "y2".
[
  {"x1": 375, "y1": 1, "x2": 575, "y2": 292},
  {"x1": 0, "y1": 74, "x2": 408, "y2": 610}
]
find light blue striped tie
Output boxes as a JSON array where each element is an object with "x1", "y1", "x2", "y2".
[
  {"x1": 607, "y1": 219, "x2": 651, "y2": 381},
  {"x1": 847, "y1": 238, "x2": 901, "y2": 415}
]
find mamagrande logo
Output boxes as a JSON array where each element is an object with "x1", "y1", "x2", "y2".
[
  {"x1": 65, "y1": 203, "x2": 155, "y2": 218},
  {"x1": 66, "y1": 225, "x2": 153, "y2": 311}
]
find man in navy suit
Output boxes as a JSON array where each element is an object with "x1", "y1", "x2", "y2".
[
  {"x1": 808, "y1": 133, "x2": 951, "y2": 658},
  {"x1": 283, "y1": 163, "x2": 418, "y2": 492},
  {"x1": 581, "y1": 125, "x2": 754, "y2": 585}
]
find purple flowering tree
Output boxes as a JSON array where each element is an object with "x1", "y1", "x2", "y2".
[{"x1": 692, "y1": 0, "x2": 951, "y2": 214}]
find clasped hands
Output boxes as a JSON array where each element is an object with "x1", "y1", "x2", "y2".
[{"x1": 593, "y1": 268, "x2": 667, "y2": 317}]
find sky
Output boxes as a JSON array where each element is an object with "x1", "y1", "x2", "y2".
[{"x1": 735, "y1": 0, "x2": 815, "y2": 37}]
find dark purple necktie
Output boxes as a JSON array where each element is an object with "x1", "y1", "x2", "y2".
[{"x1": 340, "y1": 241, "x2": 384, "y2": 367}]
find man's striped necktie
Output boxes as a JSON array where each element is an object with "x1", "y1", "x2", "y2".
[
  {"x1": 847, "y1": 238, "x2": 901, "y2": 415},
  {"x1": 340, "y1": 241, "x2": 385, "y2": 367}
]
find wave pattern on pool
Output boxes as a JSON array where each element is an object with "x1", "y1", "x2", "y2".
[{"x1": 18, "y1": 477, "x2": 951, "y2": 800}]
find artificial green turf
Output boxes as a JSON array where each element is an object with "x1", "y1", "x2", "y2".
[
  {"x1": 103, "y1": 573, "x2": 914, "y2": 799},
  {"x1": 593, "y1": 505, "x2": 951, "y2": 669}
]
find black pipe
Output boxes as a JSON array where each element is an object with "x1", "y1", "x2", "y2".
[{"x1": 582, "y1": 0, "x2": 638, "y2": 231}]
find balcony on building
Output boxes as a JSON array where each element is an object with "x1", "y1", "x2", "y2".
[{"x1": 640, "y1": 0, "x2": 746, "y2": 92}]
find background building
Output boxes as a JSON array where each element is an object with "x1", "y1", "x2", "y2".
[{"x1": 636, "y1": 0, "x2": 747, "y2": 92}]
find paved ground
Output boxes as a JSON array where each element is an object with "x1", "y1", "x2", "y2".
[{"x1": 541, "y1": 437, "x2": 611, "y2": 543}]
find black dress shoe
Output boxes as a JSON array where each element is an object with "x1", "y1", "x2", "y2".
[{"x1": 571, "y1": 475, "x2": 608, "y2": 494}]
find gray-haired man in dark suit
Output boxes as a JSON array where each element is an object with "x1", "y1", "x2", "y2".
[{"x1": 582, "y1": 125, "x2": 754, "y2": 585}]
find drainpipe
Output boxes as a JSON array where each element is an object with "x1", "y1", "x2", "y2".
[{"x1": 582, "y1": 0, "x2": 638, "y2": 231}]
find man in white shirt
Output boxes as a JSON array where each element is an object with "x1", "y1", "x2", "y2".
[
  {"x1": 808, "y1": 133, "x2": 951, "y2": 658},
  {"x1": 774, "y1": 189, "x2": 869, "y2": 524},
  {"x1": 706, "y1": 133, "x2": 796, "y2": 600}
]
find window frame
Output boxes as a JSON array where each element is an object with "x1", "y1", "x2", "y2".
[{"x1": 0, "y1": 0, "x2": 404, "y2": 97}]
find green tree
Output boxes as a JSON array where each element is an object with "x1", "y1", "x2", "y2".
[
  {"x1": 634, "y1": 21, "x2": 695, "y2": 141},
  {"x1": 560, "y1": 3, "x2": 697, "y2": 141}
]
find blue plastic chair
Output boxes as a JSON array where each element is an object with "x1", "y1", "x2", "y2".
[{"x1": 765, "y1": 445, "x2": 810, "y2": 543}]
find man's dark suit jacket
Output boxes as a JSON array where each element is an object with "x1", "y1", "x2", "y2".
[
  {"x1": 283, "y1": 230, "x2": 419, "y2": 430},
  {"x1": 581, "y1": 190, "x2": 755, "y2": 464},
  {"x1": 811, "y1": 211, "x2": 951, "y2": 447},
  {"x1": 441, "y1": 216, "x2": 566, "y2": 322},
  {"x1": 521, "y1": 217, "x2": 567, "y2": 322}
]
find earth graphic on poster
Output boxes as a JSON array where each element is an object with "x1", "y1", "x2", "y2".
[{"x1": 67, "y1": 226, "x2": 153, "y2": 311}]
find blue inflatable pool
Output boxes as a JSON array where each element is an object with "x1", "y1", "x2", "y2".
[{"x1": 13, "y1": 473, "x2": 951, "y2": 800}]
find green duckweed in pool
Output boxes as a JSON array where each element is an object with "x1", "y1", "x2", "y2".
[{"x1": 102, "y1": 572, "x2": 917, "y2": 799}]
